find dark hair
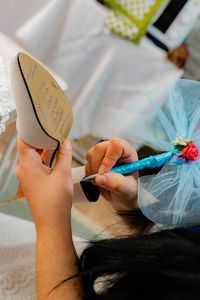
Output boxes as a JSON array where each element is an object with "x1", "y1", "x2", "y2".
[{"x1": 78, "y1": 210, "x2": 200, "y2": 299}]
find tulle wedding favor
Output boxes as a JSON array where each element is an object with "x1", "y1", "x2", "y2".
[{"x1": 113, "y1": 79, "x2": 200, "y2": 227}]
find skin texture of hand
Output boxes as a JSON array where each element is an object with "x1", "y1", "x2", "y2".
[
  {"x1": 16, "y1": 137, "x2": 73, "y2": 229},
  {"x1": 85, "y1": 138, "x2": 138, "y2": 212},
  {"x1": 16, "y1": 137, "x2": 83, "y2": 300}
]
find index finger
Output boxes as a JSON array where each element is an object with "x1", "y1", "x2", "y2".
[{"x1": 98, "y1": 138, "x2": 138, "y2": 174}]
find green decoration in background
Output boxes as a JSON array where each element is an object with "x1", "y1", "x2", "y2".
[{"x1": 105, "y1": 0, "x2": 165, "y2": 44}]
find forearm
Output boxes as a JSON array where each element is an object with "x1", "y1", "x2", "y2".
[
  {"x1": 35, "y1": 217, "x2": 83, "y2": 300},
  {"x1": 16, "y1": 139, "x2": 81, "y2": 298}
]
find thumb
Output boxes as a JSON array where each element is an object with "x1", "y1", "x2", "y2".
[
  {"x1": 52, "y1": 140, "x2": 72, "y2": 177},
  {"x1": 95, "y1": 172, "x2": 134, "y2": 196}
]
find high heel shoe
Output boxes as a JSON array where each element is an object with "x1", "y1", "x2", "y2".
[{"x1": 0, "y1": 52, "x2": 99, "y2": 205}]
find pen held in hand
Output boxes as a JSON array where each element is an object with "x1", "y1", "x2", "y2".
[{"x1": 82, "y1": 150, "x2": 178, "y2": 182}]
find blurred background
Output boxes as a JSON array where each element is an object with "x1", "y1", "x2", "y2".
[{"x1": 0, "y1": 0, "x2": 200, "y2": 239}]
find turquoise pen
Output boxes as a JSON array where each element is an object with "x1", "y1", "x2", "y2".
[{"x1": 82, "y1": 150, "x2": 178, "y2": 182}]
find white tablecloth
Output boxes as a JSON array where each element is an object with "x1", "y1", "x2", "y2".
[{"x1": 0, "y1": 0, "x2": 183, "y2": 145}]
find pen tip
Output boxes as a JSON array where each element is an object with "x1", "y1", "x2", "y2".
[{"x1": 82, "y1": 174, "x2": 97, "y2": 182}]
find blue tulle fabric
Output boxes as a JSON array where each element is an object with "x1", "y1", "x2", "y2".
[{"x1": 113, "y1": 79, "x2": 200, "y2": 227}]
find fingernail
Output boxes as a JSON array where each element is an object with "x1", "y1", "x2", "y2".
[
  {"x1": 96, "y1": 175, "x2": 107, "y2": 186},
  {"x1": 63, "y1": 140, "x2": 71, "y2": 150}
]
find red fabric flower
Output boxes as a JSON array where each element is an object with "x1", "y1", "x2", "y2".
[{"x1": 181, "y1": 143, "x2": 199, "y2": 161}]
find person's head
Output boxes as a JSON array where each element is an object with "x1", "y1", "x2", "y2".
[{"x1": 79, "y1": 210, "x2": 200, "y2": 300}]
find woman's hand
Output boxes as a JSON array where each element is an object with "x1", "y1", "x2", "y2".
[
  {"x1": 17, "y1": 137, "x2": 83, "y2": 299},
  {"x1": 16, "y1": 137, "x2": 73, "y2": 230},
  {"x1": 85, "y1": 138, "x2": 138, "y2": 212}
]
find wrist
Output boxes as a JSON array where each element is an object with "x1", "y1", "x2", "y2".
[
  {"x1": 113, "y1": 194, "x2": 138, "y2": 212},
  {"x1": 128, "y1": 195, "x2": 138, "y2": 210},
  {"x1": 35, "y1": 217, "x2": 72, "y2": 237},
  {"x1": 33, "y1": 208, "x2": 72, "y2": 234}
]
